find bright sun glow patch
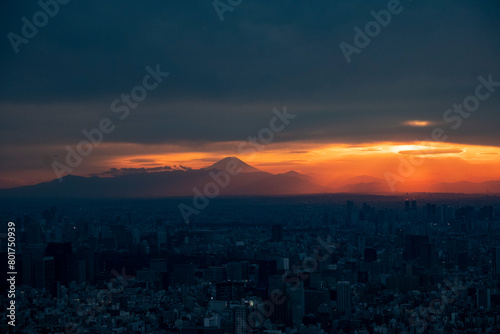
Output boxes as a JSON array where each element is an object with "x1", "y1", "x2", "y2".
[
  {"x1": 66, "y1": 140, "x2": 500, "y2": 192},
  {"x1": 404, "y1": 120, "x2": 433, "y2": 127},
  {"x1": 386, "y1": 144, "x2": 433, "y2": 153}
]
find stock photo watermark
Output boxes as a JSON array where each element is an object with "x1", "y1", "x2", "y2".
[
  {"x1": 51, "y1": 64, "x2": 169, "y2": 181},
  {"x1": 406, "y1": 277, "x2": 468, "y2": 333},
  {"x1": 7, "y1": 0, "x2": 72, "y2": 54},
  {"x1": 6, "y1": 222, "x2": 17, "y2": 327},
  {"x1": 213, "y1": 0, "x2": 243, "y2": 22},
  {"x1": 178, "y1": 105, "x2": 295, "y2": 224},
  {"x1": 384, "y1": 73, "x2": 500, "y2": 191},
  {"x1": 339, "y1": 0, "x2": 409, "y2": 64},
  {"x1": 65, "y1": 267, "x2": 135, "y2": 334},
  {"x1": 237, "y1": 236, "x2": 336, "y2": 333}
]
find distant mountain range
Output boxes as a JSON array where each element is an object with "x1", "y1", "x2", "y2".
[
  {"x1": 0, "y1": 157, "x2": 498, "y2": 198},
  {"x1": 328, "y1": 175, "x2": 500, "y2": 194},
  {"x1": 0, "y1": 157, "x2": 327, "y2": 199},
  {"x1": 430, "y1": 180, "x2": 500, "y2": 194}
]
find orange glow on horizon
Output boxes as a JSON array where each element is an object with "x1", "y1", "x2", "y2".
[
  {"x1": 4, "y1": 141, "x2": 499, "y2": 193},
  {"x1": 102, "y1": 141, "x2": 500, "y2": 192}
]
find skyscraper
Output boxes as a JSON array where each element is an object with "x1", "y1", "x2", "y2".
[
  {"x1": 172, "y1": 263, "x2": 195, "y2": 286},
  {"x1": 346, "y1": 200, "x2": 354, "y2": 224},
  {"x1": 404, "y1": 235, "x2": 429, "y2": 261},
  {"x1": 226, "y1": 262, "x2": 243, "y2": 281},
  {"x1": 337, "y1": 281, "x2": 351, "y2": 313},
  {"x1": 358, "y1": 236, "x2": 366, "y2": 257},
  {"x1": 45, "y1": 242, "x2": 72, "y2": 287},
  {"x1": 43, "y1": 256, "x2": 55, "y2": 295},
  {"x1": 364, "y1": 248, "x2": 377, "y2": 262},
  {"x1": 24, "y1": 215, "x2": 41, "y2": 244},
  {"x1": 404, "y1": 200, "x2": 410, "y2": 213},
  {"x1": 22, "y1": 244, "x2": 46, "y2": 288},
  {"x1": 234, "y1": 306, "x2": 249, "y2": 334},
  {"x1": 493, "y1": 247, "x2": 500, "y2": 278},
  {"x1": 272, "y1": 224, "x2": 283, "y2": 242},
  {"x1": 288, "y1": 281, "x2": 305, "y2": 328},
  {"x1": 269, "y1": 275, "x2": 287, "y2": 325},
  {"x1": 216, "y1": 282, "x2": 233, "y2": 301}
]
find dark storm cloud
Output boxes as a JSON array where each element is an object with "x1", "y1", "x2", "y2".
[{"x1": 1, "y1": 0, "x2": 500, "y2": 152}]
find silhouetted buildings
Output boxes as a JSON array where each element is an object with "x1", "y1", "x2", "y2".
[
  {"x1": 364, "y1": 248, "x2": 377, "y2": 262},
  {"x1": 494, "y1": 247, "x2": 500, "y2": 278},
  {"x1": 336, "y1": 281, "x2": 351, "y2": 313},
  {"x1": 272, "y1": 224, "x2": 283, "y2": 242},
  {"x1": 4, "y1": 197, "x2": 500, "y2": 332}
]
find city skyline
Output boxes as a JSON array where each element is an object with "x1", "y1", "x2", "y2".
[{"x1": 2, "y1": 1, "x2": 500, "y2": 332}]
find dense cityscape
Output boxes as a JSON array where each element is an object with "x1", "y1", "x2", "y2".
[
  {"x1": 2, "y1": 2, "x2": 500, "y2": 333},
  {"x1": 1, "y1": 194, "x2": 500, "y2": 333}
]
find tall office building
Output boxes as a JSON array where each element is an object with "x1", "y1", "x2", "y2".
[
  {"x1": 45, "y1": 242, "x2": 72, "y2": 287},
  {"x1": 234, "y1": 306, "x2": 249, "y2": 334},
  {"x1": 204, "y1": 266, "x2": 225, "y2": 282},
  {"x1": 43, "y1": 256, "x2": 56, "y2": 295},
  {"x1": 226, "y1": 262, "x2": 243, "y2": 281},
  {"x1": 277, "y1": 258, "x2": 289, "y2": 271},
  {"x1": 404, "y1": 235, "x2": 429, "y2": 261},
  {"x1": 305, "y1": 289, "x2": 329, "y2": 314},
  {"x1": 419, "y1": 243, "x2": 435, "y2": 267},
  {"x1": 435, "y1": 205, "x2": 443, "y2": 224},
  {"x1": 480, "y1": 206, "x2": 494, "y2": 221},
  {"x1": 22, "y1": 244, "x2": 46, "y2": 288},
  {"x1": 216, "y1": 282, "x2": 232, "y2": 301},
  {"x1": 364, "y1": 248, "x2": 377, "y2": 263},
  {"x1": 358, "y1": 236, "x2": 366, "y2": 257},
  {"x1": 157, "y1": 231, "x2": 167, "y2": 249},
  {"x1": 493, "y1": 247, "x2": 500, "y2": 278},
  {"x1": 269, "y1": 275, "x2": 287, "y2": 325},
  {"x1": 346, "y1": 201, "x2": 354, "y2": 225},
  {"x1": 74, "y1": 260, "x2": 86, "y2": 284},
  {"x1": 426, "y1": 204, "x2": 436, "y2": 223},
  {"x1": 442, "y1": 205, "x2": 455, "y2": 225},
  {"x1": 375, "y1": 210, "x2": 385, "y2": 234},
  {"x1": 272, "y1": 224, "x2": 283, "y2": 242},
  {"x1": 150, "y1": 258, "x2": 168, "y2": 273},
  {"x1": 337, "y1": 281, "x2": 351, "y2": 313},
  {"x1": 172, "y1": 263, "x2": 195, "y2": 286},
  {"x1": 257, "y1": 260, "x2": 277, "y2": 284},
  {"x1": 269, "y1": 275, "x2": 286, "y2": 297},
  {"x1": 24, "y1": 215, "x2": 42, "y2": 244},
  {"x1": 42, "y1": 206, "x2": 57, "y2": 229},
  {"x1": 288, "y1": 281, "x2": 305, "y2": 327},
  {"x1": 477, "y1": 288, "x2": 491, "y2": 311}
]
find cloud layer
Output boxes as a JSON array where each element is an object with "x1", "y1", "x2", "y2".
[{"x1": 1, "y1": 0, "x2": 500, "y2": 183}]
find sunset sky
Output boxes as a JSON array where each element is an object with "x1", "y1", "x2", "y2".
[{"x1": 1, "y1": 0, "x2": 499, "y2": 192}]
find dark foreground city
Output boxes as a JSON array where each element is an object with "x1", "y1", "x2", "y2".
[
  {"x1": 1, "y1": 194, "x2": 500, "y2": 333},
  {"x1": 2, "y1": 1, "x2": 500, "y2": 333}
]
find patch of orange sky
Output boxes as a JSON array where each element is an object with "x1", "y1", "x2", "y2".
[
  {"x1": 7, "y1": 140, "x2": 498, "y2": 191},
  {"x1": 102, "y1": 141, "x2": 500, "y2": 191}
]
